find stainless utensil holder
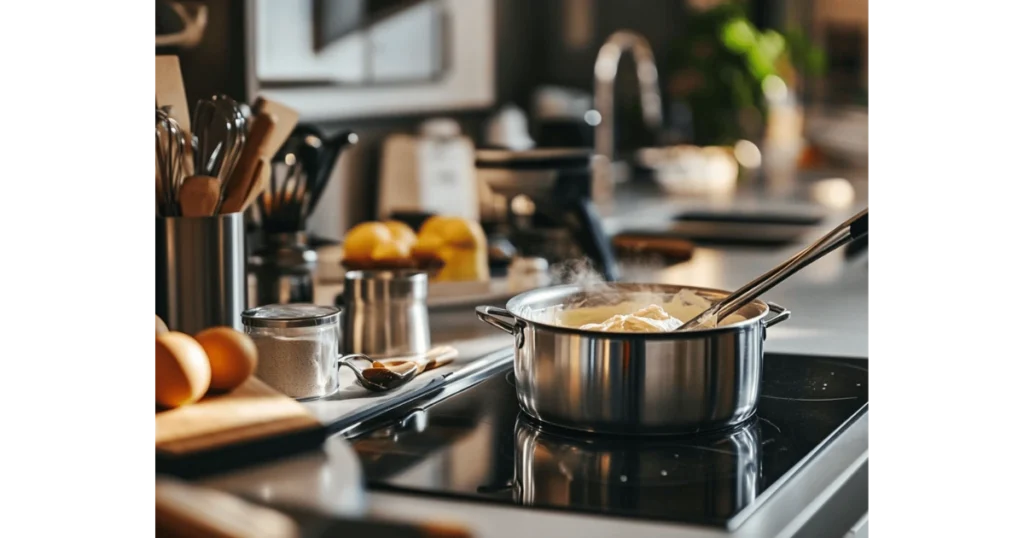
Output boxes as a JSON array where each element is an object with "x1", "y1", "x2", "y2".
[{"x1": 157, "y1": 213, "x2": 246, "y2": 334}]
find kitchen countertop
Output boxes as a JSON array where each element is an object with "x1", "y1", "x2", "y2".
[
  {"x1": 314, "y1": 176, "x2": 867, "y2": 358},
  {"x1": 207, "y1": 175, "x2": 869, "y2": 537}
]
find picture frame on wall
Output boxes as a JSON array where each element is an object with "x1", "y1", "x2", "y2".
[{"x1": 245, "y1": 0, "x2": 495, "y2": 121}]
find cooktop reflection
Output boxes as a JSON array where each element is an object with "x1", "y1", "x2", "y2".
[{"x1": 349, "y1": 353, "x2": 868, "y2": 529}]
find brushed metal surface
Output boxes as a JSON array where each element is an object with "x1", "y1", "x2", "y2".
[
  {"x1": 477, "y1": 283, "x2": 790, "y2": 435},
  {"x1": 156, "y1": 213, "x2": 246, "y2": 334}
]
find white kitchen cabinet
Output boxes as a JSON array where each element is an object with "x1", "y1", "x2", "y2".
[{"x1": 246, "y1": 0, "x2": 494, "y2": 120}]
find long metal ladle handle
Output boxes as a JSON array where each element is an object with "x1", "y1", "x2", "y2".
[{"x1": 679, "y1": 208, "x2": 868, "y2": 330}]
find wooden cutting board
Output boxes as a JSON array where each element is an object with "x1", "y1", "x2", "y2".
[
  {"x1": 156, "y1": 377, "x2": 326, "y2": 478},
  {"x1": 613, "y1": 233, "x2": 696, "y2": 263}
]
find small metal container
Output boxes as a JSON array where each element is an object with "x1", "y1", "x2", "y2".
[
  {"x1": 339, "y1": 270, "x2": 430, "y2": 358},
  {"x1": 242, "y1": 304, "x2": 342, "y2": 400},
  {"x1": 248, "y1": 232, "x2": 318, "y2": 307}
]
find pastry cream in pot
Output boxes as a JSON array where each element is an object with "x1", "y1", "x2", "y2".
[{"x1": 551, "y1": 292, "x2": 747, "y2": 333}]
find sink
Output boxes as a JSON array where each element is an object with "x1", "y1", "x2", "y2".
[{"x1": 617, "y1": 209, "x2": 825, "y2": 248}]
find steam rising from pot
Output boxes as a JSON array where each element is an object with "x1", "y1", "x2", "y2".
[
  {"x1": 547, "y1": 258, "x2": 710, "y2": 311},
  {"x1": 513, "y1": 257, "x2": 743, "y2": 331}
]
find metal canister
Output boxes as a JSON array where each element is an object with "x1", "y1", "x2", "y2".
[
  {"x1": 339, "y1": 270, "x2": 430, "y2": 358},
  {"x1": 248, "y1": 232, "x2": 318, "y2": 308}
]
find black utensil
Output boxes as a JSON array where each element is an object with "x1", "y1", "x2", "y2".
[{"x1": 304, "y1": 130, "x2": 358, "y2": 223}]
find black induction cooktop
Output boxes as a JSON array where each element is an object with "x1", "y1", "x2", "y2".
[{"x1": 348, "y1": 353, "x2": 868, "y2": 530}]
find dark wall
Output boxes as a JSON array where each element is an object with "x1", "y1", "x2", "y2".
[
  {"x1": 158, "y1": 0, "x2": 247, "y2": 106},
  {"x1": 167, "y1": 0, "x2": 690, "y2": 131},
  {"x1": 532, "y1": 0, "x2": 686, "y2": 92},
  {"x1": 163, "y1": 0, "x2": 691, "y2": 230}
]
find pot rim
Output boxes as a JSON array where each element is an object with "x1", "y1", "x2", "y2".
[
  {"x1": 504, "y1": 283, "x2": 775, "y2": 339},
  {"x1": 516, "y1": 411, "x2": 761, "y2": 443}
]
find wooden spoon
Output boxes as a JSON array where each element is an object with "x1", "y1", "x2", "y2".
[
  {"x1": 178, "y1": 175, "x2": 221, "y2": 217},
  {"x1": 220, "y1": 112, "x2": 276, "y2": 213},
  {"x1": 240, "y1": 157, "x2": 271, "y2": 212}
]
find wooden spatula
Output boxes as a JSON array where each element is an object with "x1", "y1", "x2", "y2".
[
  {"x1": 219, "y1": 112, "x2": 276, "y2": 213},
  {"x1": 240, "y1": 157, "x2": 270, "y2": 212},
  {"x1": 252, "y1": 97, "x2": 299, "y2": 159},
  {"x1": 155, "y1": 56, "x2": 191, "y2": 134},
  {"x1": 178, "y1": 175, "x2": 221, "y2": 217}
]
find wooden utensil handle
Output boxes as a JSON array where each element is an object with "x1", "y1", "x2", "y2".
[
  {"x1": 178, "y1": 175, "x2": 221, "y2": 217},
  {"x1": 373, "y1": 345, "x2": 459, "y2": 375},
  {"x1": 221, "y1": 112, "x2": 276, "y2": 213},
  {"x1": 253, "y1": 97, "x2": 300, "y2": 160},
  {"x1": 613, "y1": 234, "x2": 696, "y2": 262},
  {"x1": 420, "y1": 346, "x2": 459, "y2": 373},
  {"x1": 239, "y1": 157, "x2": 270, "y2": 212}
]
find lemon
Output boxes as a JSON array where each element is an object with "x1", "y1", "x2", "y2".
[{"x1": 342, "y1": 222, "x2": 392, "y2": 262}]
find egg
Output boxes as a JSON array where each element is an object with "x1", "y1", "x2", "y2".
[
  {"x1": 156, "y1": 332, "x2": 211, "y2": 408},
  {"x1": 156, "y1": 315, "x2": 168, "y2": 335},
  {"x1": 195, "y1": 327, "x2": 258, "y2": 392}
]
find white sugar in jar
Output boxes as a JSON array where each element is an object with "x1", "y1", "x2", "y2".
[{"x1": 241, "y1": 304, "x2": 341, "y2": 400}]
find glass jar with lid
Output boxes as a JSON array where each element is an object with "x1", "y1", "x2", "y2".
[{"x1": 241, "y1": 303, "x2": 341, "y2": 400}]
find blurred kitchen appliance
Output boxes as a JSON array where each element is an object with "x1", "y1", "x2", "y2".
[
  {"x1": 531, "y1": 85, "x2": 595, "y2": 148},
  {"x1": 378, "y1": 118, "x2": 479, "y2": 221},
  {"x1": 475, "y1": 148, "x2": 619, "y2": 281},
  {"x1": 248, "y1": 232, "x2": 318, "y2": 307},
  {"x1": 483, "y1": 104, "x2": 535, "y2": 150}
]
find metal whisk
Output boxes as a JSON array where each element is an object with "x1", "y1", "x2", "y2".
[
  {"x1": 256, "y1": 128, "x2": 357, "y2": 234},
  {"x1": 155, "y1": 109, "x2": 187, "y2": 216},
  {"x1": 191, "y1": 95, "x2": 246, "y2": 187}
]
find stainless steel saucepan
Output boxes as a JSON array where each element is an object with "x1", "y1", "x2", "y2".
[{"x1": 476, "y1": 283, "x2": 790, "y2": 435}]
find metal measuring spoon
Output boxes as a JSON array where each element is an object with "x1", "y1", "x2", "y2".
[
  {"x1": 339, "y1": 355, "x2": 416, "y2": 392},
  {"x1": 340, "y1": 346, "x2": 459, "y2": 392}
]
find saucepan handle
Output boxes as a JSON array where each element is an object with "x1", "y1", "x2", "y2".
[
  {"x1": 476, "y1": 306, "x2": 517, "y2": 335},
  {"x1": 764, "y1": 302, "x2": 792, "y2": 329}
]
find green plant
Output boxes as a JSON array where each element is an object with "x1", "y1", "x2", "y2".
[{"x1": 666, "y1": 2, "x2": 826, "y2": 146}]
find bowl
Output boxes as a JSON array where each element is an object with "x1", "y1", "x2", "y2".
[{"x1": 636, "y1": 145, "x2": 739, "y2": 197}]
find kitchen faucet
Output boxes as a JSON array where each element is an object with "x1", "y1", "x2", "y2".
[{"x1": 593, "y1": 30, "x2": 664, "y2": 165}]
